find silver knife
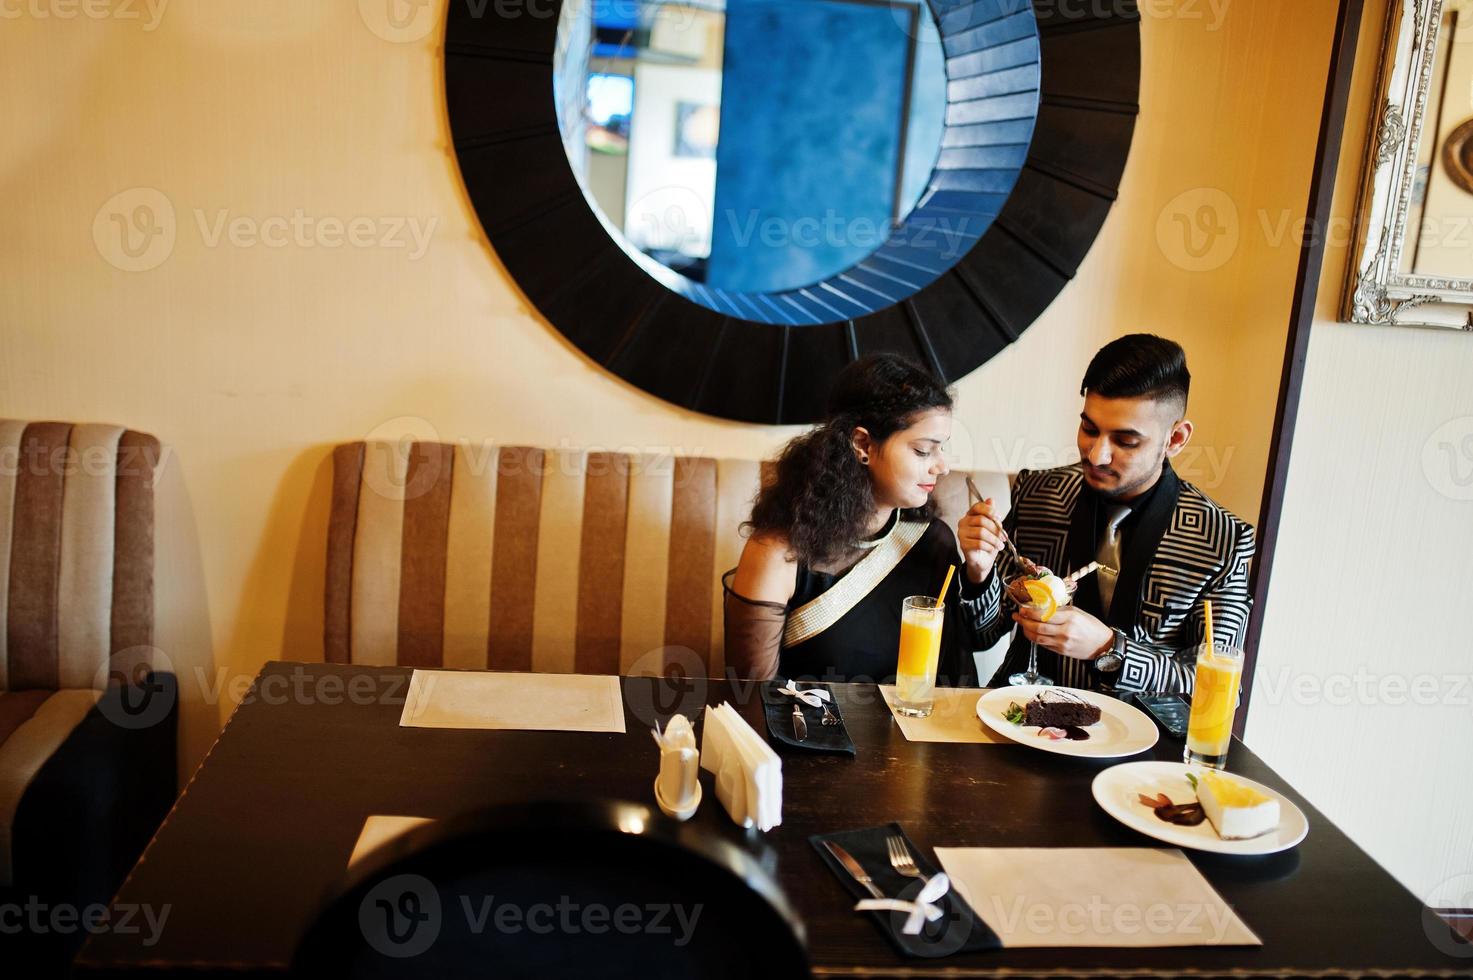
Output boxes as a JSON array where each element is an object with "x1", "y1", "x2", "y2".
[
  {"x1": 822, "y1": 841, "x2": 885, "y2": 900},
  {"x1": 791, "y1": 702, "x2": 807, "y2": 741}
]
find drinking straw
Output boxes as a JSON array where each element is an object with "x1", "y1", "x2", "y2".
[
  {"x1": 1204, "y1": 600, "x2": 1215, "y2": 654},
  {"x1": 1066, "y1": 560, "x2": 1103, "y2": 585},
  {"x1": 937, "y1": 564, "x2": 957, "y2": 606}
]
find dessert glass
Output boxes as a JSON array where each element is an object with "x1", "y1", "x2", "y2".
[{"x1": 1004, "y1": 570, "x2": 1075, "y2": 687}]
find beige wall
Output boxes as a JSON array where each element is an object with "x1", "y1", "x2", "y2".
[
  {"x1": 1249, "y1": 0, "x2": 1473, "y2": 905},
  {"x1": 0, "y1": 1, "x2": 1336, "y2": 778}
]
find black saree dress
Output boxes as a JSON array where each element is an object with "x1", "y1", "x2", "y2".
[{"x1": 723, "y1": 509, "x2": 987, "y2": 685}]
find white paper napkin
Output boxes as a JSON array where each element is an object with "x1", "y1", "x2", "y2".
[
  {"x1": 700, "y1": 703, "x2": 781, "y2": 831},
  {"x1": 398, "y1": 669, "x2": 626, "y2": 733},
  {"x1": 348, "y1": 815, "x2": 434, "y2": 868},
  {"x1": 879, "y1": 686, "x2": 1008, "y2": 744},
  {"x1": 934, "y1": 847, "x2": 1261, "y2": 948}
]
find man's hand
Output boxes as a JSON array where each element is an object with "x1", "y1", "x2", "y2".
[
  {"x1": 1013, "y1": 605, "x2": 1114, "y2": 661},
  {"x1": 958, "y1": 498, "x2": 1006, "y2": 584}
]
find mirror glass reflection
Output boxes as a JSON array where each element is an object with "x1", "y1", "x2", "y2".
[{"x1": 554, "y1": 0, "x2": 948, "y2": 295}]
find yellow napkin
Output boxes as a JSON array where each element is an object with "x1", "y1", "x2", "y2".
[{"x1": 879, "y1": 686, "x2": 1008, "y2": 743}]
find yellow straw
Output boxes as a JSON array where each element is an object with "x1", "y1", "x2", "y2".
[
  {"x1": 1204, "y1": 599, "x2": 1215, "y2": 654},
  {"x1": 938, "y1": 564, "x2": 957, "y2": 606}
]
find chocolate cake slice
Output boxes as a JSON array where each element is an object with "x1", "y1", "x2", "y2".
[{"x1": 1022, "y1": 690, "x2": 1102, "y2": 728}]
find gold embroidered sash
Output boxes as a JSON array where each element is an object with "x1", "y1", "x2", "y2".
[{"x1": 781, "y1": 518, "x2": 930, "y2": 648}]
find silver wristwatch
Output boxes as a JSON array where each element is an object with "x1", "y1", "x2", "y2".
[{"x1": 1094, "y1": 629, "x2": 1126, "y2": 672}]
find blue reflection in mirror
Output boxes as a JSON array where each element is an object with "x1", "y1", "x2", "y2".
[{"x1": 554, "y1": 0, "x2": 1039, "y2": 325}]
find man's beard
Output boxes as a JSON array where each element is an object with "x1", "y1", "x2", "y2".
[
  {"x1": 1090, "y1": 458, "x2": 1165, "y2": 501},
  {"x1": 1094, "y1": 478, "x2": 1143, "y2": 500}
]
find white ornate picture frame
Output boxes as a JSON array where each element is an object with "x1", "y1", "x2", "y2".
[{"x1": 1344, "y1": 0, "x2": 1473, "y2": 330}]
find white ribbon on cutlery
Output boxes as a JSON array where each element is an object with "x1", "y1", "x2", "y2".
[
  {"x1": 854, "y1": 872, "x2": 952, "y2": 935},
  {"x1": 776, "y1": 683, "x2": 832, "y2": 707}
]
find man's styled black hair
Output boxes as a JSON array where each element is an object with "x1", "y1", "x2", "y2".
[{"x1": 1080, "y1": 334, "x2": 1190, "y2": 410}]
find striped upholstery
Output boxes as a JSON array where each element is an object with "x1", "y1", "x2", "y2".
[
  {"x1": 0, "y1": 419, "x2": 160, "y2": 886},
  {"x1": 0, "y1": 420, "x2": 158, "y2": 692},
  {"x1": 327, "y1": 441, "x2": 1011, "y2": 675}
]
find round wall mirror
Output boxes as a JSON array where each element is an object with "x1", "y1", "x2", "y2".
[
  {"x1": 555, "y1": 0, "x2": 954, "y2": 315},
  {"x1": 444, "y1": 0, "x2": 1141, "y2": 422}
]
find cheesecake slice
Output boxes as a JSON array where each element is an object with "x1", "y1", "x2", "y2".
[{"x1": 1197, "y1": 772, "x2": 1280, "y2": 840}]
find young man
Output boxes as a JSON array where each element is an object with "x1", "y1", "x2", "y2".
[{"x1": 958, "y1": 334, "x2": 1255, "y2": 694}]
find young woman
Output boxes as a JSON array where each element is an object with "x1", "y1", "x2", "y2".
[{"x1": 723, "y1": 354, "x2": 1006, "y2": 683}]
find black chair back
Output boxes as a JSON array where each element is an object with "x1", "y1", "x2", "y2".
[{"x1": 292, "y1": 799, "x2": 809, "y2": 979}]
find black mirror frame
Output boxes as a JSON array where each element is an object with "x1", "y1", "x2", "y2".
[{"x1": 445, "y1": 0, "x2": 1141, "y2": 423}]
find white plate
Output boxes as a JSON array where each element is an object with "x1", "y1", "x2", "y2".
[
  {"x1": 1092, "y1": 761, "x2": 1310, "y2": 855},
  {"x1": 975, "y1": 685, "x2": 1159, "y2": 759}
]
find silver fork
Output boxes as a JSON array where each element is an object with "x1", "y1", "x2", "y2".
[
  {"x1": 800, "y1": 683, "x2": 841, "y2": 726},
  {"x1": 887, "y1": 834, "x2": 929, "y2": 884}
]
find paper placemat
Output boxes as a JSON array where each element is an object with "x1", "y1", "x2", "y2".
[
  {"x1": 349, "y1": 815, "x2": 434, "y2": 868},
  {"x1": 934, "y1": 847, "x2": 1261, "y2": 948},
  {"x1": 399, "y1": 670, "x2": 627, "y2": 733},
  {"x1": 879, "y1": 686, "x2": 1007, "y2": 743}
]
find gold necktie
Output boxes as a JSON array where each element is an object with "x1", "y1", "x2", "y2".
[{"x1": 1095, "y1": 504, "x2": 1131, "y2": 616}]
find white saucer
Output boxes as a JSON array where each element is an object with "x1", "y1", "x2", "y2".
[
  {"x1": 976, "y1": 685, "x2": 1159, "y2": 759},
  {"x1": 1092, "y1": 761, "x2": 1309, "y2": 855}
]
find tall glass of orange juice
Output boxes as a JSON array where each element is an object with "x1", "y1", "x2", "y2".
[
  {"x1": 1185, "y1": 643, "x2": 1244, "y2": 769},
  {"x1": 895, "y1": 596, "x2": 944, "y2": 717}
]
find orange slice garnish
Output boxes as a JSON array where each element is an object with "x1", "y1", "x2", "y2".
[{"x1": 1023, "y1": 580, "x2": 1058, "y2": 622}]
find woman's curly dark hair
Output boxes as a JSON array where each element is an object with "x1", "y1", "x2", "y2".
[{"x1": 745, "y1": 354, "x2": 953, "y2": 566}]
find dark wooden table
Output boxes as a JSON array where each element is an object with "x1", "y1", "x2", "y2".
[{"x1": 75, "y1": 662, "x2": 1468, "y2": 977}]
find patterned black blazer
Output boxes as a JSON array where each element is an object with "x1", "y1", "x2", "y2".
[{"x1": 965, "y1": 462, "x2": 1255, "y2": 694}]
